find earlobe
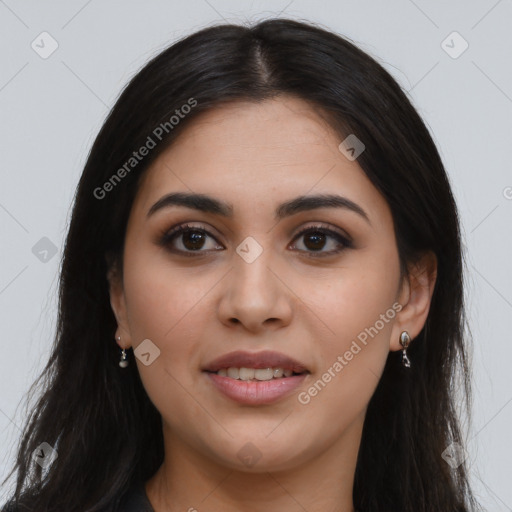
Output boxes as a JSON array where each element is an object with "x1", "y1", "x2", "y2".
[
  {"x1": 390, "y1": 251, "x2": 438, "y2": 351},
  {"x1": 106, "y1": 263, "x2": 132, "y2": 349}
]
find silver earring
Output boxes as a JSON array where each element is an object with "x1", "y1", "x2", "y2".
[
  {"x1": 117, "y1": 336, "x2": 129, "y2": 368},
  {"x1": 400, "y1": 331, "x2": 411, "y2": 368}
]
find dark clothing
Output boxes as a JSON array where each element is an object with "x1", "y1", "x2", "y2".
[
  {"x1": 117, "y1": 480, "x2": 155, "y2": 512},
  {"x1": 3, "y1": 482, "x2": 364, "y2": 511}
]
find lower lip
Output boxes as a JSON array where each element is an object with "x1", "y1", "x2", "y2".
[{"x1": 204, "y1": 372, "x2": 308, "y2": 405}]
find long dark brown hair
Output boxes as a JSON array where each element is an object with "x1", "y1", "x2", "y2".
[{"x1": 1, "y1": 18, "x2": 481, "y2": 512}]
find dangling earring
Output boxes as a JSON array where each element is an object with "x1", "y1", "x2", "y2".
[
  {"x1": 117, "y1": 335, "x2": 129, "y2": 368},
  {"x1": 400, "y1": 331, "x2": 411, "y2": 368}
]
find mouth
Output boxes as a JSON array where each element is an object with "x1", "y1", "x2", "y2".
[
  {"x1": 202, "y1": 350, "x2": 310, "y2": 405},
  {"x1": 206, "y1": 366, "x2": 306, "y2": 381},
  {"x1": 202, "y1": 349, "x2": 309, "y2": 377}
]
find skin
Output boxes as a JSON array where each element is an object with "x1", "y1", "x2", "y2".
[{"x1": 108, "y1": 95, "x2": 437, "y2": 512}]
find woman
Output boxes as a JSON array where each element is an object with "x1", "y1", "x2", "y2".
[{"x1": 1, "y1": 18, "x2": 482, "y2": 512}]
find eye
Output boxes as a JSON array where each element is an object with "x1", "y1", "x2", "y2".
[
  {"x1": 159, "y1": 223, "x2": 223, "y2": 256},
  {"x1": 290, "y1": 224, "x2": 352, "y2": 257},
  {"x1": 158, "y1": 222, "x2": 353, "y2": 257}
]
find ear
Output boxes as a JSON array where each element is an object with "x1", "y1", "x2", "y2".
[
  {"x1": 390, "y1": 250, "x2": 438, "y2": 351},
  {"x1": 106, "y1": 258, "x2": 132, "y2": 350}
]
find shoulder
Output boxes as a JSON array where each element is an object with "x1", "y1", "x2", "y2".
[{"x1": 116, "y1": 480, "x2": 155, "y2": 512}]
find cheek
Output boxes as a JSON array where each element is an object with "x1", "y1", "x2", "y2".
[
  {"x1": 299, "y1": 245, "x2": 400, "y2": 411},
  {"x1": 122, "y1": 246, "x2": 217, "y2": 381},
  {"x1": 309, "y1": 244, "x2": 400, "y2": 345},
  {"x1": 122, "y1": 240, "x2": 209, "y2": 339},
  {"x1": 121, "y1": 254, "x2": 216, "y2": 429}
]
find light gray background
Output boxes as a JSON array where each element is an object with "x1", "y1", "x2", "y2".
[{"x1": 1, "y1": 1, "x2": 511, "y2": 509}]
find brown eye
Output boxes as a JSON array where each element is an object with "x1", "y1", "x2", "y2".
[
  {"x1": 158, "y1": 222, "x2": 352, "y2": 258},
  {"x1": 291, "y1": 225, "x2": 353, "y2": 256},
  {"x1": 181, "y1": 229, "x2": 207, "y2": 250},
  {"x1": 302, "y1": 231, "x2": 327, "y2": 251},
  {"x1": 159, "y1": 223, "x2": 224, "y2": 255}
]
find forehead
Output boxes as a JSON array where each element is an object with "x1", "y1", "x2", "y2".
[{"x1": 131, "y1": 96, "x2": 391, "y2": 228}]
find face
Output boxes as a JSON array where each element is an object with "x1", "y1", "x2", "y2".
[{"x1": 109, "y1": 96, "x2": 431, "y2": 473}]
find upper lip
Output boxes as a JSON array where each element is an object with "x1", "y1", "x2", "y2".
[{"x1": 202, "y1": 350, "x2": 309, "y2": 373}]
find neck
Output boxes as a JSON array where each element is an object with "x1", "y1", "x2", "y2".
[{"x1": 145, "y1": 415, "x2": 363, "y2": 512}]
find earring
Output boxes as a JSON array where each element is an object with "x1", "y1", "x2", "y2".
[
  {"x1": 117, "y1": 335, "x2": 129, "y2": 368},
  {"x1": 400, "y1": 331, "x2": 411, "y2": 368}
]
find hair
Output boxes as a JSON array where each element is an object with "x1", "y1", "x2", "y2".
[{"x1": 2, "y1": 18, "x2": 481, "y2": 512}]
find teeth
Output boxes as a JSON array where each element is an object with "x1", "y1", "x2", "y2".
[
  {"x1": 273, "y1": 368, "x2": 284, "y2": 378},
  {"x1": 216, "y1": 367, "x2": 298, "y2": 380},
  {"x1": 227, "y1": 367, "x2": 239, "y2": 379},
  {"x1": 239, "y1": 367, "x2": 255, "y2": 381},
  {"x1": 254, "y1": 368, "x2": 273, "y2": 381}
]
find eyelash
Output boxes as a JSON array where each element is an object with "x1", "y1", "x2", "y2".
[{"x1": 158, "y1": 223, "x2": 353, "y2": 258}]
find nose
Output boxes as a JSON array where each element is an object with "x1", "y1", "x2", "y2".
[{"x1": 216, "y1": 244, "x2": 293, "y2": 333}]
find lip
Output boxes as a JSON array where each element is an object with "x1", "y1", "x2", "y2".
[
  {"x1": 202, "y1": 350, "x2": 309, "y2": 373},
  {"x1": 205, "y1": 372, "x2": 308, "y2": 405}
]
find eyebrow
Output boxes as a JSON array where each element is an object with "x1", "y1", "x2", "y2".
[{"x1": 147, "y1": 192, "x2": 371, "y2": 225}]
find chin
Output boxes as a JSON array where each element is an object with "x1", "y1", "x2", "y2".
[{"x1": 205, "y1": 434, "x2": 312, "y2": 473}]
